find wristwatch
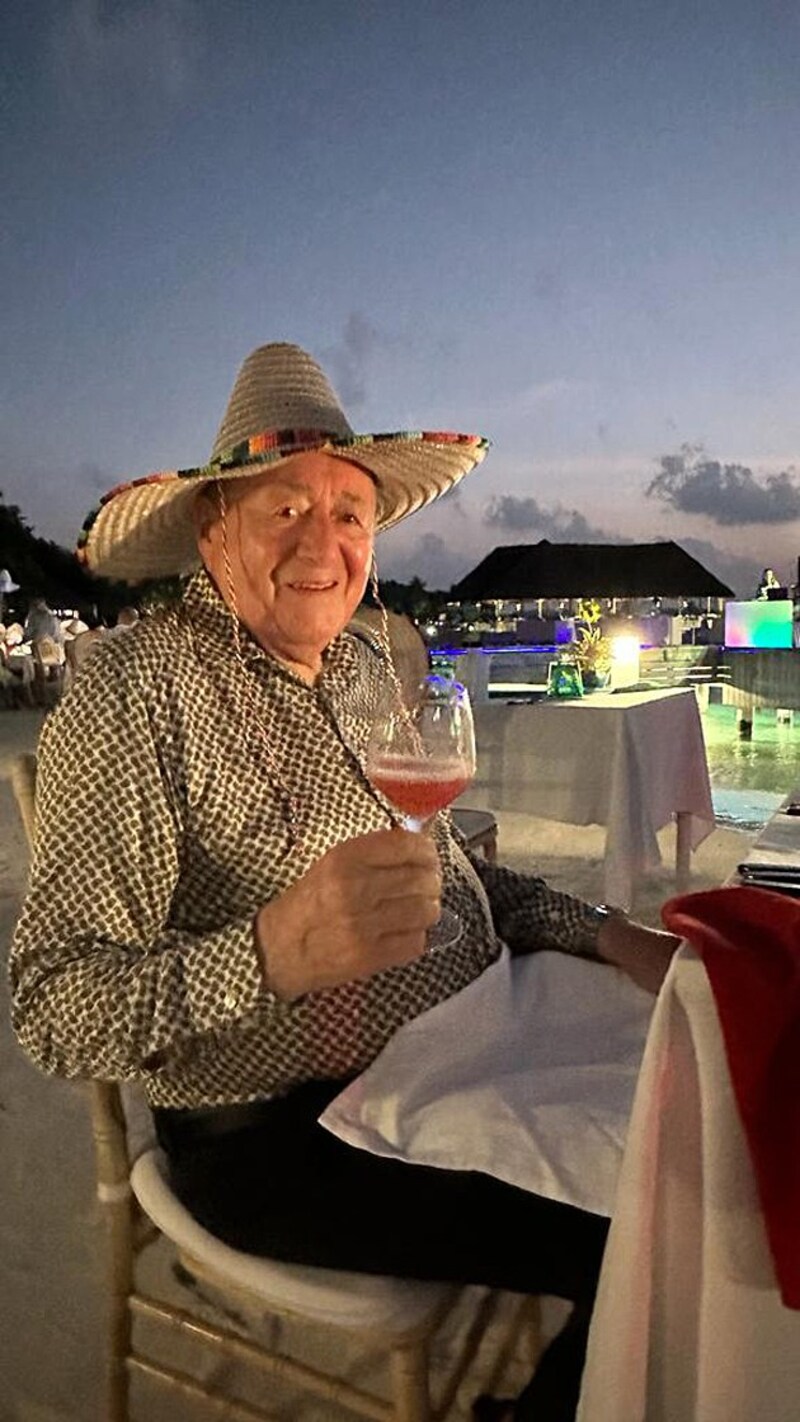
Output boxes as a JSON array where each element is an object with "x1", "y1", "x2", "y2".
[
  {"x1": 583, "y1": 902, "x2": 627, "y2": 955},
  {"x1": 589, "y1": 903, "x2": 627, "y2": 925}
]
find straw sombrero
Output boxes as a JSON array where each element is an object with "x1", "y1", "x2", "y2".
[{"x1": 77, "y1": 343, "x2": 489, "y2": 584}]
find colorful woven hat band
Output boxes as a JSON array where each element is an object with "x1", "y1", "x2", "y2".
[{"x1": 76, "y1": 343, "x2": 489, "y2": 583}]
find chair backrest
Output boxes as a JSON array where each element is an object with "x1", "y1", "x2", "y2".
[
  {"x1": 33, "y1": 635, "x2": 64, "y2": 667},
  {"x1": 10, "y1": 752, "x2": 38, "y2": 846},
  {"x1": 65, "y1": 628, "x2": 104, "y2": 674},
  {"x1": 10, "y1": 753, "x2": 135, "y2": 1190},
  {"x1": 348, "y1": 607, "x2": 430, "y2": 708}
]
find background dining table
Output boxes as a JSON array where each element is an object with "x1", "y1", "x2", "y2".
[{"x1": 464, "y1": 686, "x2": 716, "y2": 908}]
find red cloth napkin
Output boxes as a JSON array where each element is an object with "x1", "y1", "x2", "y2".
[{"x1": 661, "y1": 885, "x2": 800, "y2": 1309}]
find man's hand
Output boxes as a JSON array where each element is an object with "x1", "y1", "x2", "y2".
[
  {"x1": 254, "y1": 828, "x2": 441, "y2": 1001},
  {"x1": 595, "y1": 915, "x2": 681, "y2": 995}
]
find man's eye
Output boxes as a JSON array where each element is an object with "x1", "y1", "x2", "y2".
[{"x1": 276, "y1": 505, "x2": 299, "y2": 520}]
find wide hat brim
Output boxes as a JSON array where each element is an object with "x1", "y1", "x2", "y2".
[{"x1": 77, "y1": 430, "x2": 488, "y2": 584}]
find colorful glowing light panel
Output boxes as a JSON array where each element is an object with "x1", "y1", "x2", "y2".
[{"x1": 724, "y1": 600, "x2": 793, "y2": 649}]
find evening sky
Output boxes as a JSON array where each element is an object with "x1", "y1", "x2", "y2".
[{"x1": 3, "y1": 0, "x2": 800, "y2": 595}]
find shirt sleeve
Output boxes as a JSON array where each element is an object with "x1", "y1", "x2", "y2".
[
  {"x1": 464, "y1": 847, "x2": 604, "y2": 958},
  {"x1": 9, "y1": 651, "x2": 279, "y2": 1083}
]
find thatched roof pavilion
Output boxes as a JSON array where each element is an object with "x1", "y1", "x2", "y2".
[{"x1": 451, "y1": 540, "x2": 733, "y2": 602}]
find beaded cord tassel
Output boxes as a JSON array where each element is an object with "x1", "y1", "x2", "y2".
[{"x1": 215, "y1": 479, "x2": 305, "y2": 847}]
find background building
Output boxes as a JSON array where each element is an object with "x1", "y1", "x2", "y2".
[{"x1": 446, "y1": 539, "x2": 734, "y2": 647}]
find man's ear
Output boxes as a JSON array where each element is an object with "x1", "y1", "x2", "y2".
[{"x1": 192, "y1": 485, "x2": 217, "y2": 546}]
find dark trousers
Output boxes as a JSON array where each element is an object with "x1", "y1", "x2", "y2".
[{"x1": 155, "y1": 1080, "x2": 609, "y2": 1422}]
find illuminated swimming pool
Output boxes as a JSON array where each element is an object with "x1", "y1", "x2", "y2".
[{"x1": 703, "y1": 704, "x2": 797, "y2": 828}]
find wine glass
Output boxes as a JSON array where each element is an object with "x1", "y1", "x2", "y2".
[{"x1": 366, "y1": 674, "x2": 477, "y2": 949}]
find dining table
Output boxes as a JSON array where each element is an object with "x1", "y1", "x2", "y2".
[
  {"x1": 576, "y1": 856, "x2": 800, "y2": 1421},
  {"x1": 324, "y1": 778, "x2": 799, "y2": 1420},
  {"x1": 323, "y1": 832, "x2": 800, "y2": 1420},
  {"x1": 466, "y1": 686, "x2": 716, "y2": 908}
]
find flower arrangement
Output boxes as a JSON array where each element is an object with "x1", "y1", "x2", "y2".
[{"x1": 572, "y1": 599, "x2": 612, "y2": 683}]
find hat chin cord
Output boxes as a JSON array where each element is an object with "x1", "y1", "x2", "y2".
[{"x1": 213, "y1": 480, "x2": 305, "y2": 846}]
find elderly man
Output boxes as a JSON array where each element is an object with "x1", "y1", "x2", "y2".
[{"x1": 11, "y1": 343, "x2": 678, "y2": 1422}]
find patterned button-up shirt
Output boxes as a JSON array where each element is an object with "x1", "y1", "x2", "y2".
[{"x1": 11, "y1": 572, "x2": 603, "y2": 1109}]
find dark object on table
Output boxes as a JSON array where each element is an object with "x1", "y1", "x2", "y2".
[{"x1": 736, "y1": 863, "x2": 800, "y2": 897}]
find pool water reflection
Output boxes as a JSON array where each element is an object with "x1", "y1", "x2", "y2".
[{"x1": 702, "y1": 704, "x2": 798, "y2": 829}]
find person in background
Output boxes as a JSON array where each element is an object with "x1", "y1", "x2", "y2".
[
  {"x1": 4, "y1": 621, "x2": 25, "y2": 649},
  {"x1": 23, "y1": 597, "x2": 65, "y2": 706},
  {"x1": 0, "y1": 622, "x2": 34, "y2": 708},
  {"x1": 11, "y1": 343, "x2": 679, "y2": 1422},
  {"x1": 23, "y1": 596, "x2": 64, "y2": 646},
  {"x1": 757, "y1": 567, "x2": 781, "y2": 599},
  {"x1": 0, "y1": 568, "x2": 20, "y2": 625},
  {"x1": 0, "y1": 622, "x2": 28, "y2": 708}
]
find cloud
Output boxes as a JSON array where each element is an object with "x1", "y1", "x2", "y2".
[
  {"x1": 50, "y1": 0, "x2": 201, "y2": 106},
  {"x1": 323, "y1": 313, "x2": 382, "y2": 410},
  {"x1": 432, "y1": 485, "x2": 465, "y2": 513},
  {"x1": 483, "y1": 491, "x2": 771, "y2": 597},
  {"x1": 672, "y1": 536, "x2": 766, "y2": 601},
  {"x1": 647, "y1": 444, "x2": 800, "y2": 525},
  {"x1": 483, "y1": 494, "x2": 615, "y2": 542},
  {"x1": 379, "y1": 533, "x2": 472, "y2": 592}
]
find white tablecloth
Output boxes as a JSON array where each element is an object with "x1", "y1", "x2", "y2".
[
  {"x1": 576, "y1": 947, "x2": 800, "y2": 1422},
  {"x1": 321, "y1": 948, "x2": 653, "y2": 1218},
  {"x1": 469, "y1": 688, "x2": 715, "y2": 906}
]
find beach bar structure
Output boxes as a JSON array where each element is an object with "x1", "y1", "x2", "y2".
[
  {"x1": 448, "y1": 539, "x2": 734, "y2": 647},
  {"x1": 451, "y1": 539, "x2": 733, "y2": 613}
]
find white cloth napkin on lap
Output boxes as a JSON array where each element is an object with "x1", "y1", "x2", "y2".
[{"x1": 320, "y1": 948, "x2": 653, "y2": 1217}]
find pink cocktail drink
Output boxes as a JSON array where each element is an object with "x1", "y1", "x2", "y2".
[
  {"x1": 371, "y1": 756, "x2": 471, "y2": 822},
  {"x1": 366, "y1": 676, "x2": 476, "y2": 949}
]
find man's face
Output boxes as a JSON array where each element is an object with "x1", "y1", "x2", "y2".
[{"x1": 196, "y1": 451, "x2": 377, "y2": 681}]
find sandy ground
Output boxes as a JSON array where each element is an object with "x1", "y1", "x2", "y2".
[{"x1": 0, "y1": 708, "x2": 753, "y2": 1422}]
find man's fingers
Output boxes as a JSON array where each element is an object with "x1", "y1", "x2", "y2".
[
  {"x1": 310, "y1": 892, "x2": 439, "y2": 945},
  {"x1": 266, "y1": 829, "x2": 446, "y2": 997},
  {"x1": 371, "y1": 892, "x2": 441, "y2": 936},
  {"x1": 334, "y1": 827, "x2": 439, "y2": 871},
  {"x1": 354, "y1": 865, "x2": 442, "y2": 910}
]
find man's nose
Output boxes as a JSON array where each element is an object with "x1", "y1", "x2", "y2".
[{"x1": 295, "y1": 509, "x2": 337, "y2": 558}]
